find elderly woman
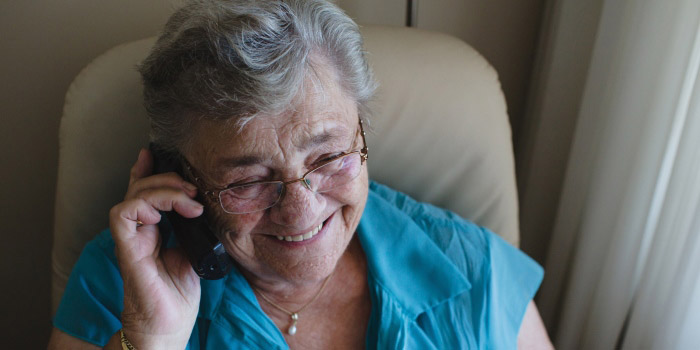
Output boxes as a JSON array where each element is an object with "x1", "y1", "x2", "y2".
[{"x1": 48, "y1": 0, "x2": 552, "y2": 349}]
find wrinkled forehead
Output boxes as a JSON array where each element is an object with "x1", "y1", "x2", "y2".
[
  {"x1": 184, "y1": 71, "x2": 359, "y2": 170},
  {"x1": 183, "y1": 53, "x2": 361, "y2": 168},
  {"x1": 205, "y1": 79, "x2": 356, "y2": 142},
  {"x1": 251, "y1": 58, "x2": 357, "y2": 136}
]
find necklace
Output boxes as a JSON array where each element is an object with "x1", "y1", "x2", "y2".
[{"x1": 254, "y1": 270, "x2": 335, "y2": 336}]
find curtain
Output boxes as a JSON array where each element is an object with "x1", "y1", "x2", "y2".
[{"x1": 537, "y1": 0, "x2": 700, "y2": 348}]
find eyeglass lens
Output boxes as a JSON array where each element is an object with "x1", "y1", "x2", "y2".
[{"x1": 218, "y1": 152, "x2": 363, "y2": 214}]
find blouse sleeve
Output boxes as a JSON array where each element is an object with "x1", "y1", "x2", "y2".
[
  {"x1": 53, "y1": 229, "x2": 124, "y2": 346},
  {"x1": 482, "y1": 229, "x2": 544, "y2": 349}
]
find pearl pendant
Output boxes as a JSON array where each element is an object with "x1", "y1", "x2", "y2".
[{"x1": 288, "y1": 313, "x2": 299, "y2": 335}]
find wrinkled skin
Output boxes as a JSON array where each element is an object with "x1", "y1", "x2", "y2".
[{"x1": 184, "y1": 63, "x2": 369, "y2": 297}]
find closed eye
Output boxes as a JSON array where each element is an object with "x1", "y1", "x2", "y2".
[
  {"x1": 320, "y1": 153, "x2": 344, "y2": 162},
  {"x1": 312, "y1": 152, "x2": 350, "y2": 168},
  {"x1": 222, "y1": 176, "x2": 273, "y2": 190}
]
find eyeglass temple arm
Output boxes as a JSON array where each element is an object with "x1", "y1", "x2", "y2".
[{"x1": 359, "y1": 118, "x2": 368, "y2": 162}]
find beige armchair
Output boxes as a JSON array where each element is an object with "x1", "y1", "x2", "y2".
[{"x1": 52, "y1": 25, "x2": 518, "y2": 312}]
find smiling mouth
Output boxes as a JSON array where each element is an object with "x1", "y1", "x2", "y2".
[{"x1": 275, "y1": 221, "x2": 324, "y2": 242}]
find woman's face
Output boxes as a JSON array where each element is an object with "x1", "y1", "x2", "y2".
[{"x1": 184, "y1": 70, "x2": 369, "y2": 285}]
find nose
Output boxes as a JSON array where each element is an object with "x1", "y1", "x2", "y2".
[{"x1": 268, "y1": 179, "x2": 324, "y2": 228}]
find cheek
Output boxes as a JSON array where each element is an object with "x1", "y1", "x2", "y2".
[
  {"x1": 340, "y1": 170, "x2": 369, "y2": 216},
  {"x1": 207, "y1": 206, "x2": 263, "y2": 241},
  {"x1": 353, "y1": 169, "x2": 369, "y2": 201}
]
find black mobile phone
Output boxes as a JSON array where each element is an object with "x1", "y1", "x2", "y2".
[{"x1": 150, "y1": 144, "x2": 234, "y2": 280}]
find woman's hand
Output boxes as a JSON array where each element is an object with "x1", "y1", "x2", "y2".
[{"x1": 108, "y1": 148, "x2": 203, "y2": 350}]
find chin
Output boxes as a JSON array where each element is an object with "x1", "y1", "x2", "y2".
[
  {"x1": 217, "y1": 176, "x2": 369, "y2": 284},
  {"x1": 270, "y1": 211, "x2": 353, "y2": 283}
]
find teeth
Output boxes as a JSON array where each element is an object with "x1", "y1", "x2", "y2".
[{"x1": 275, "y1": 223, "x2": 323, "y2": 243}]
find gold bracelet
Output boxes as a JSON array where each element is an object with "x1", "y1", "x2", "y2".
[{"x1": 119, "y1": 329, "x2": 137, "y2": 350}]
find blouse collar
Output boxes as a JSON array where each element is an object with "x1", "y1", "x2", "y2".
[{"x1": 357, "y1": 184, "x2": 471, "y2": 319}]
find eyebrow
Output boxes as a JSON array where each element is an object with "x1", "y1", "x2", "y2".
[
  {"x1": 300, "y1": 130, "x2": 342, "y2": 150},
  {"x1": 215, "y1": 127, "x2": 349, "y2": 168},
  {"x1": 216, "y1": 155, "x2": 265, "y2": 168}
]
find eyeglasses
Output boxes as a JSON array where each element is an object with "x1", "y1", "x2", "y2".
[{"x1": 186, "y1": 119, "x2": 368, "y2": 214}]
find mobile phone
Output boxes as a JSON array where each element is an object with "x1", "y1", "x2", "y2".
[{"x1": 150, "y1": 144, "x2": 234, "y2": 280}]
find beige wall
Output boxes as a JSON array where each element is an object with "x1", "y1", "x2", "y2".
[
  {"x1": 340, "y1": 0, "x2": 547, "y2": 140},
  {"x1": 337, "y1": 0, "x2": 407, "y2": 26},
  {"x1": 414, "y1": 0, "x2": 546, "y2": 140},
  {"x1": 0, "y1": 1, "x2": 181, "y2": 347},
  {"x1": 341, "y1": 0, "x2": 551, "y2": 262},
  {"x1": 0, "y1": 0, "x2": 546, "y2": 347}
]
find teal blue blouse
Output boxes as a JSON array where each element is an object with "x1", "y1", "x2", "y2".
[{"x1": 54, "y1": 181, "x2": 543, "y2": 349}]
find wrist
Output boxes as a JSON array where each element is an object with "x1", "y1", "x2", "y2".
[
  {"x1": 119, "y1": 329, "x2": 136, "y2": 350},
  {"x1": 119, "y1": 327, "x2": 190, "y2": 350}
]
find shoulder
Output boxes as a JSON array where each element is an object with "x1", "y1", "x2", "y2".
[
  {"x1": 367, "y1": 181, "x2": 541, "y2": 281},
  {"x1": 365, "y1": 182, "x2": 543, "y2": 348},
  {"x1": 53, "y1": 229, "x2": 123, "y2": 346},
  {"x1": 62, "y1": 229, "x2": 121, "y2": 286},
  {"x1": 367, "y1": 181, "x2": 491, "y2": 267}
]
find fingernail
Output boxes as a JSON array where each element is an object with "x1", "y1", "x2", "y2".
[
  {"x1": 192, "y1": 202, "x2": 204, "y2": 210},
  {"x1": 183, "y1": 182, "x2": 198, "y2": 192}
]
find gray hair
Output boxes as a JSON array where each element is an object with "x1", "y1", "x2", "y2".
[{"x1": 138, "y1": 0, "x2": 377, "y2": 153}]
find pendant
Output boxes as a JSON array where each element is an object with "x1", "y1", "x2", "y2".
[{"x1": 288, "y1": 313, "x2": 299, "y2": 335}]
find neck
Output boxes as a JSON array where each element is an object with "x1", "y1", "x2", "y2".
[
  {"x1": 245, "y1": 236, "x2": 365, "y2": 316},
  {"x1": 248, "y1": 272, "x2": 330, "y2": 312}
]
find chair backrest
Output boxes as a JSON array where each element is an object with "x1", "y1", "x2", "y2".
[{"x1": 52, "y1": 25, "x2": 518, "y2": 312}]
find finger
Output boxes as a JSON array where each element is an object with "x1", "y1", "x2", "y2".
[
  {"x1": 110, "y1": 197, "x2": 187, "y2": 255},
  {"x1": 114, "y1": 187, "x2": 204, "y2": 237},
  {"x1": 125, "y1": 172, "x2": 198, "y2": 200},
  {"x1": 111, "y1": 188, "x2": 203, "y2": 241},
  {"x1": 110, "y1": 199, "x2": 161, "y2": 235},
  {"x1": 109, "y1": 201, "x2": 162, "y2": 262},
  {"x1": 133, "y1": 188, "x2": 204, "y2": 218},
  {"x1": 110, "y1": 186, "x2": 204, "y2": 265},
  {"x1": 129, "y1": 148, "x2": 154, "y2": 186},
  {"x1": 109, "y1": 196, "x2": 202, "y2": 264}
]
